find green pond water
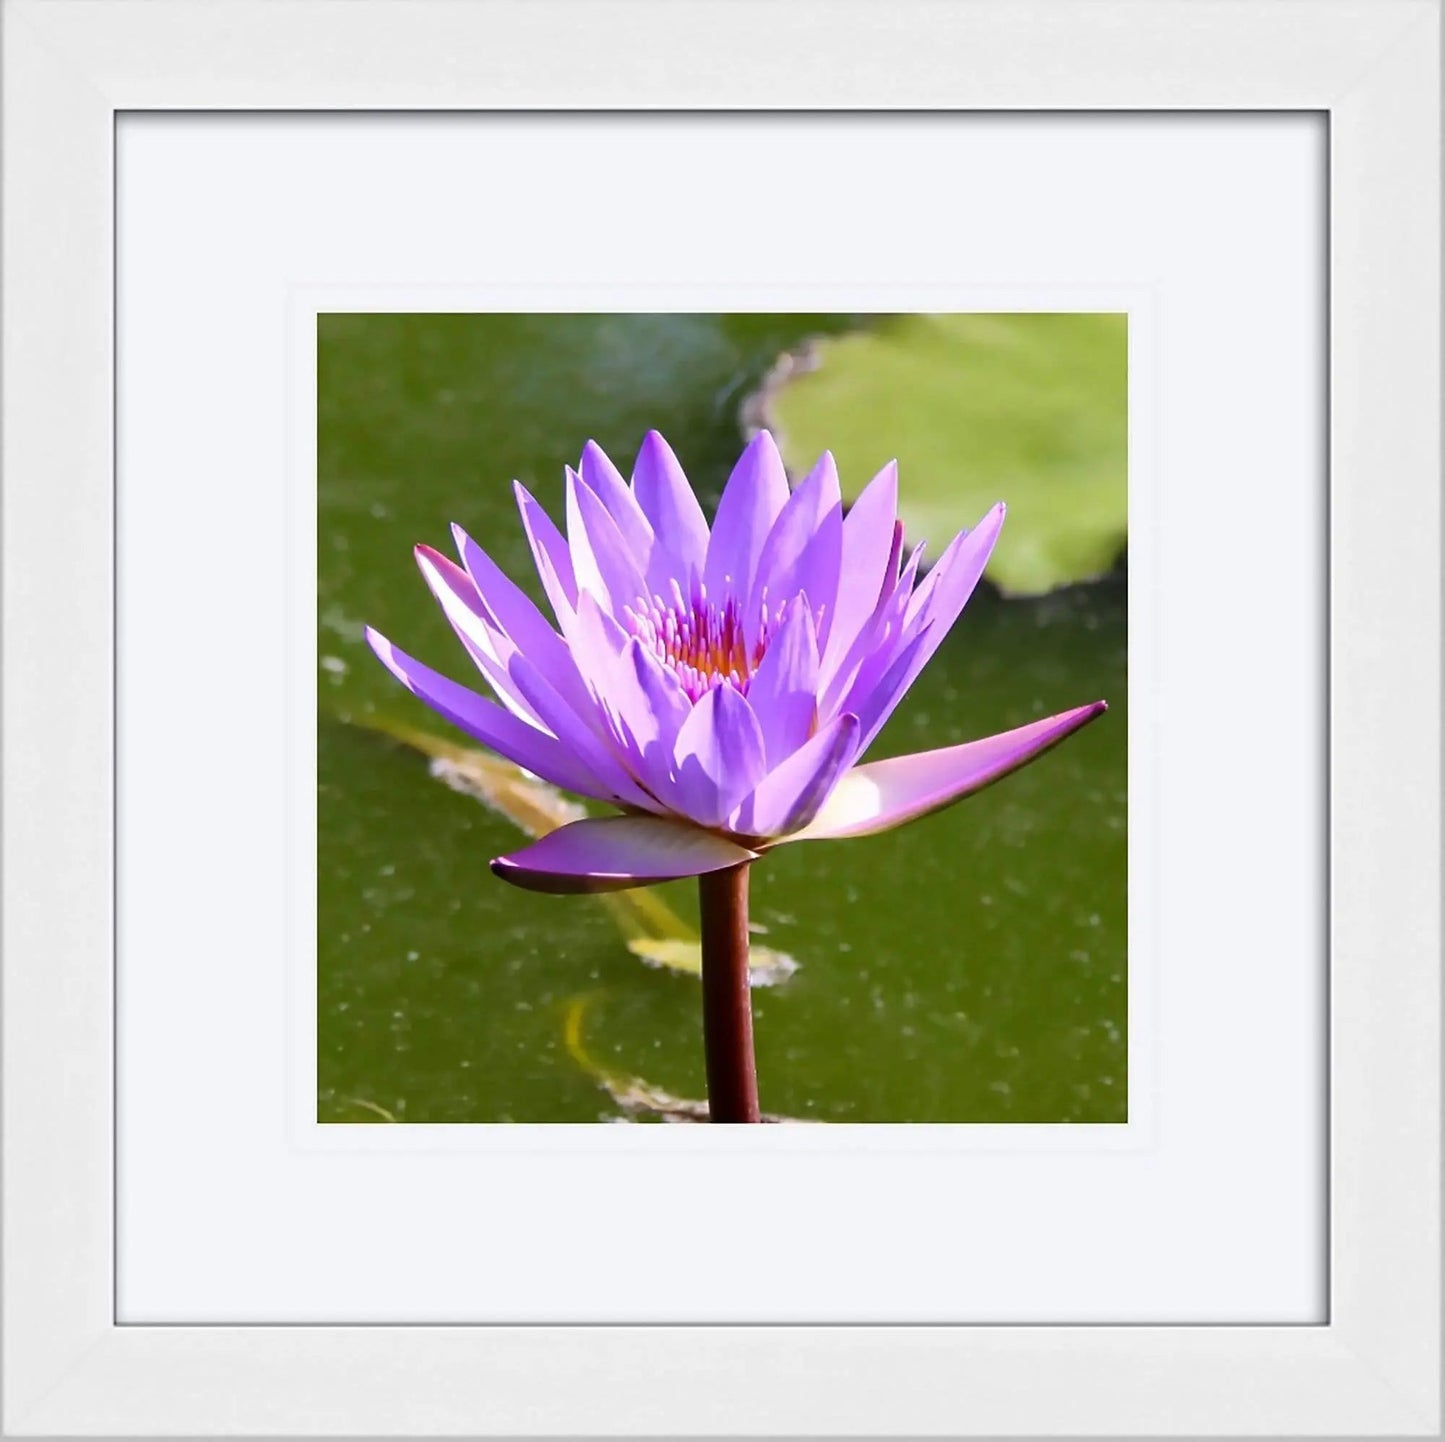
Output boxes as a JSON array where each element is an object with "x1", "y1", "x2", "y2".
[{"x1": 317, "y1": 314, "x2": 1127, "y2": 1123}]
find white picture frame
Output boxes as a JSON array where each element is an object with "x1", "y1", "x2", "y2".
[{"x1": 2, "y1": 0, "x2": 1439, "y2": 1435}]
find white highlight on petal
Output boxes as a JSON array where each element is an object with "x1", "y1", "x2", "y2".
[{"x1": 791, "y1": 769, "x2": 884, "y2": 839}]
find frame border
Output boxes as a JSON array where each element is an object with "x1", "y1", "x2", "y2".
[{"x1": 3, "y1": 0, "x2": 1439, "y2": 1434}]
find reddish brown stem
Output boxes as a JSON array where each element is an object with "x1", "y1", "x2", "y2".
[{"x1": 697, "y1": 862, "x2": 761, "y2": 1123}]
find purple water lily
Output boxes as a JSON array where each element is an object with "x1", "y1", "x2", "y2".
[
  {"x1": 367, "y1": 430, "x2": 1106, "y2": 1121},
  {"x1": 367, "y1": 430, "x2": 1104, "y2": 887}
]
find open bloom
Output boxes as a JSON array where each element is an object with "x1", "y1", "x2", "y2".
[{"x1": 367, "y1": 431, "x2": 1106, "y2": 892}]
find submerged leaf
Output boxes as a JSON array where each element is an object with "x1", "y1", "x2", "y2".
[
  {"x1": 746, "y1": 313, "x2": 1127, "y2": 596},
  {"x1": 325, "y1": 1096, "x2": 399, "y2": 1123},
  {"x1": 563, "y1": 993, "x2": 799, "y2": 1123}
]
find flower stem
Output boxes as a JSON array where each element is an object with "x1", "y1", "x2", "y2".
[{"x1": 697, "y1": 861, "x2": 761, "y2": 1123}]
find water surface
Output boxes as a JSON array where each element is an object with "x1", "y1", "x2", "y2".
[{"x1": 317, "y1": 314, "x2": 1127, "y2": 1123}]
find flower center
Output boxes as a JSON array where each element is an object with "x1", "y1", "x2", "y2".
[{"x1": 622, "y1": 580, "x2": 777, "y2": 703}]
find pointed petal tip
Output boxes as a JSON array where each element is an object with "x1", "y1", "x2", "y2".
[
  {"x1": 578, "y1": 438, "x2": 623, "y2": 479},
  {"x1": 635, "y1": 428, "x2": 677, "y2": 463},
  {"x1": 487, "y1": 852, "x2": 646, "y2": 895},
  {"x1": 797, "y1": 448, "x2": 842, "y2": 493},
  {"x1": 414, "y1": 546, "x2": 464, "y2": 607},
  {"x1": 489, "y1": 854, "x2": 583, "y2": 891},
  {"x1": 415, "y1": 540, "x2": 486, "y2": 610},
  {"x1": 448, "y1": 521, "x2": 469, "y2": 549},
  {"x1": 489, "y1": 853, "x2": 615, "y2": 895},
  {"x1": 794, "y1": 698, "x2": 1113, "y2": 843},
  {"x1": 745, "y1": 427, "x2": 782, "y2": 458},
  {"x1": 364, "y1": 625, "x2": 408, "y2": 683}
]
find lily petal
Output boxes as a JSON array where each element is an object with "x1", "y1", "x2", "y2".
[
  {"x1": 579, "y1": 440, "x2": 654, "y2": 568},
  {"x1": 565, "y1": 468, "x2": 647, "y2": 614},
  {"x1": 613, "y1": 640, "x2": 694, "y2": 799},
  {"x1": 849, "y1": 620, "x2": 935, "y2": 750},
  {"x1": 513, "y1": 481, "x2": 578, "y2": 624},
  {"x1": 413, "y1": 545, "x2": 543, "y2": 726},
  {"x1": 672, "y1": 683, "x2": 768, "y2": 827},
  {"x1": 631, "y1": 430, "x2": 709, "y2": 589},
  {"x1": 749, "y1": 451, "x2": 843, "y2": 647},
  {"x1": 492, "y1": 815, "x2": 759, "y2": 894},
  {"x1": 703, "y1": 431, "x2": 789, "y2": 599},
  {"x1": 743, "y1": 596, "x2": 820, "y2": 764},
  {"x1": 364, "y1": 628, "x2": 607, "y2": 800},
  {"x1": 904, "y1": 503, "x2": 1004, "y2": 634},
  {"x1": 503, "y1": 649, "x2": 661, "y2": 812},
  {"x1": 821, "y1": 539, "x2": 924, "y2": 719},
  {"x1": 450, "y1": 525, "x2": 594, "y2": 719},
  {"x1": 821, "y1": 462, "x2": 900, "y2": 676},
  {"x1": 554, "y1": 594, "x2": 696, "y2": 810},
  {"x1": 852, "y1": 504, "x2": 1006, "y2": 750},
  {"x1": 789, "y1": 701, "x2": 1109, "y2": 842},
  {"x1": 559, "y1": 588, "x2": 640, "y2": 710},
  {"x1": 732, "y1": 713, "x2": 861, "y2": 840}
]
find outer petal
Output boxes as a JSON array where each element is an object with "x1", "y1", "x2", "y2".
[
  {"x1": 413, "y1": 546, "x2": 542, "y2": 726},
  {"x1": 821, "y1": 462, "x2": 900, "y2": 676},
  {"x1": 788, "y1": 701, "x2": 1108, "y2": 842},
  {"x1": 613, "y1": 640, "x2": 694, "y2": 798},
  {"x1": 748, "y1": 451, "x2": 843, "y2": 646},
  {"x1": 365, "y1": 628, "x2": 609, "y2": 800},
  {"x1": 821, "y1": 539, "x2": 924, "y2": 719},
  {"x1": 743, "y1": 596, "x2": 819, "y2": 764},
  {"x1": 565, "y1": 469, "x2": 648, "y2": 614},
  {"x1": 731, "y1": 713, "x2": 861, "y2": 840},
  {"x1": 503, "y1": 650, "x2": 662, "y2": 812},
  {"x1": 514, "y1": 481, "x2": 578, "y2": 624},
  {"x1": 551, "y1": 594, "x2": 695, "y2": 811},
  {"x1": 703, "y1": 431, "x2": 790, "y2": 599},
  {"x1": 631, "y1": 430, "x2": 709, "y2": 589},
  {"x1": 560, "y1": 589, "x2": 645, "y2": 715},
  {"x1": 492, "y1": 816, "x2": 760, "y2": 894},
  {"x1": 450, "y1": 525, "x2": 595, "y2": 720},
  {"x1": 851, "y1": 504, "x2": 1006, "y2": 750},
  {"x1": 579, "y1": 440, "x2": 654, "y2": 567},
  {"x1": 849, "y1": 621, "x2": 934, "y2": 751},
  {"x1": 904, "y1": 504, "x2": 1005, "y2": 632},
  {"x1": 671, "y1": 683, "x2": 768, "y2": 827}
]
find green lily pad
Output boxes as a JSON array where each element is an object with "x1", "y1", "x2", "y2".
[{"x1": 750, "y1": 314, "x2": 1127, "y2": 596}]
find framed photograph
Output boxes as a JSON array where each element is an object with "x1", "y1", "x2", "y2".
[{"x1": 3, "y1": 0, "x2": 1439, "y2": 1435}]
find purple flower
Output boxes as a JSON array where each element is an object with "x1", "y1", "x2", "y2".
[{"x1": 366, "y1": 432, "x2": 1106, "y2": 893}]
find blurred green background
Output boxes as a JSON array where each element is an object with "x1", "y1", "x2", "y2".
[{"x1": 318, "y1": 313, "x2": 1127, "y2": 1123}]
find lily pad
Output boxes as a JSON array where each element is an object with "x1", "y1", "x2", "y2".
[{"x1": 748, "y1": 313, "x2": 1127, "y2": 596}]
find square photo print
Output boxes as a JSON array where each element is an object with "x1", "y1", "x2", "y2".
[{"x1": 317, "y1": 312, "x2": 1126, "y2": 1124}]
